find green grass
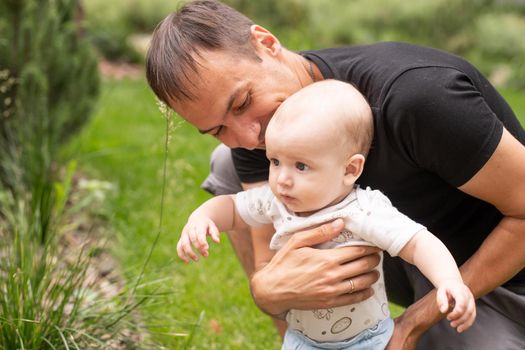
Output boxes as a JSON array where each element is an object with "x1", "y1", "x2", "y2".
[{"x1": 69, "y1": 78, "x2": 525, "y2": 349}]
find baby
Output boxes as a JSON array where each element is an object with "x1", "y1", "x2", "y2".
[{"x1": 177, "y1": 80, "x2": 475, "y2": 349}]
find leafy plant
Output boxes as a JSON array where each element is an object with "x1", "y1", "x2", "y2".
[{"x1": 0, "y1": 0, "x2": 146, "y2": 348}]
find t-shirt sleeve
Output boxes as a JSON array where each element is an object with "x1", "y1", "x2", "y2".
[
  {"x1": 353, "y1": 188, "x2": 426, "y2": 256},
  {"x1": 382, "y1": 67, "x2": 503, "y2": 187},
  {"x1": 234, "y1": 185, "x2": 274, "y2": 227},
  {"x1": 231, "y1": 148, "x2": 270, "y2": 184}
]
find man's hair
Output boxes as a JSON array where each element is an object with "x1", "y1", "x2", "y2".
[{"x1": 146, "y1": 0, "x2": 260, "y2": 104}]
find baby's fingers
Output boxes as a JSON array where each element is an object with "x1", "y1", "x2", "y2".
[
  {"x1": 188, "y1": 224, "x2": 210, "y2": 257},
  {"x1": 450, "y1": 297, "x2": 476, "y2": 333},
  {"x1": 447, "y1": 289, "x2": 473, "y2": 320},
  {"x1": 209, "y1": 222, "x2": 221, "y2": 243},
  {"x1": 447, "y1": 298, "x2": 466, "y2": 321},
  {"x1": 450, "y1": 306, "x2": 475, "y2": 332},
  {"x1": 176, "y1": 239, "x2": 188, "y2": 263},
  {"x1": 436, "y1": 287, "x2": 451, "y2": 314},
  {"x1": 177, "y1": 233, "x2": 198, "y2": 262}
]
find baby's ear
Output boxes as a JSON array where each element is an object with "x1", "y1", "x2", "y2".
[{"x1": 343, "y1": 154, "x2": 365, "y2": 186}]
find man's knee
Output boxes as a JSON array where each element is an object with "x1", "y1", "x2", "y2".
[{"x1": 201, "y1": 144, "x2": 243, "y2": 195}]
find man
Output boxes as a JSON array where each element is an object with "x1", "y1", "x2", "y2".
[{"x1": 146, "y1": 1, "x2": 525, "y2": 348}]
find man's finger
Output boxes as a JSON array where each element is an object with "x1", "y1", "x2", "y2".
[
  {"x1": 322, "y1": 289, "x2": 375, "y2": 309},
  {"x1": 284, "y1": 219, "x2": 345, "y2": 250},
  {"x1": 334, "y1": 271, "x2": 380, "y2": 295},
  {"x1": 336, "y1": 246, "x2": 382, "y2": 265}
]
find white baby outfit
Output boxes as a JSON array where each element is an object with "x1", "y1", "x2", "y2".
[{"x1": 236, "y1": 185, "x2": 426, "y2": 343}]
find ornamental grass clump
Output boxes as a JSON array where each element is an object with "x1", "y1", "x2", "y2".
[{"x1": 0, "y1": 0, "x2": 145, "y2": 348}]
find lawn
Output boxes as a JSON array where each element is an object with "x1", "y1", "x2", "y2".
[{"x1": 69, "y1": 77, "x2": 525, "y2": 349}]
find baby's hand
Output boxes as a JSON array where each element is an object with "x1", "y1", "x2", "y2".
[
  {"x1": 436, "y1": 279, "x2": 476, "y2": 333},
  {"x1": 176, "y1": 215, "x2": 221, "y2": 263}
]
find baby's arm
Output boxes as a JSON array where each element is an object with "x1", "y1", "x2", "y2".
[
  {"x1": 177, "y1": 194, "x2": 249, "y2": 263},
  {"x1": 398, "y1": 230, "x2": 476, "y2": 333}
]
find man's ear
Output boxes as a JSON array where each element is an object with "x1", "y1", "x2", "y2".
[
  {"x1": 343, "y1": 154, "x2": 365, "y2": 186},
  {"x1": 250, "y1": 25, "x2": 281, "y2": 56}
]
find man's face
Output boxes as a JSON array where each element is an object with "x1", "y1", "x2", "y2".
[{"x1": 170, "y1": 49, "x2": 304, "y2": 150}]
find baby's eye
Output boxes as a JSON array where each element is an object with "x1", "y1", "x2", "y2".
[
  {"x1": 295, "y1": 162, "x2": 309, "y2": 171},
  {"x1": 270, "y1": 158, "x2": 280, "y2": 166}
]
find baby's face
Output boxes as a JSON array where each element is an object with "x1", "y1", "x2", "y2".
[{"x1": 266, "y1": 123, "x2": 351, "y2": 216}]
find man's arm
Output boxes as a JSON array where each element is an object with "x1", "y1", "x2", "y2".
[{"x1": 388, "y1": 128, "x2": 525, "y2": 349}]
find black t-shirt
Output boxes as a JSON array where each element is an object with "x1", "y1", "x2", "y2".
[{"x1": 232, "y1": 42, "x2": 525, "y2": 286}]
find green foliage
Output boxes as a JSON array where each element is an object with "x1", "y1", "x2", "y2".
[
  {"x1": 82, "y1": 0, "x2": 525, "y2": 87},
  {"x1": 0, "y1": 187, "x2": 88, "y2": 349},
  {"x1": 0, "y1": 0, "x2": 99, "y2": 229},
  {"x1": 0, "y1": 165, "x2": 153, "y2": 349},
  {"x1": 470, "y1": 12, "x2": 525, "y2": 88},
  {"x1": 0, "y1": 1, "x2": 145, "y2": 348},
  {"x1": 0, "y1": 0, "x2": 99, "y2": 146},
  {"x1": 84, "y1": 0, "x2": 313, "y2": 62},
  {"x1": 225, "y1": 0, "x2": 308, "y2": 30},
  {"x1": 84, "y1": 0, "x2": 181, "y2": 62},
  {"x1": 302, "y1": 0, "x2": 525, "y2": 87},
  {"x1": 0, "y1": 0, "x2": 100, "y2": 220}
]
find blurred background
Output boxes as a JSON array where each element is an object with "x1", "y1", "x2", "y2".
[
  {"x1": 87, "y1": 0, "x2": 525, "y2": 88},
  {"x1": 1, "y1": 0, "x2": 524, "y2": 349}
]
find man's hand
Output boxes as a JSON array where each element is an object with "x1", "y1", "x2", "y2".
[{"x1": 250, "y1": 218, "x2": 381, "y2": 317}]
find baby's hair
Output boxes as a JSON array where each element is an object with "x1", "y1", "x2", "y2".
[
  {"x1": 272, "y1": 80, "x2": 374, "y2": 157},
  {"x1": 146, "y1": 0, "x2": 260, "y2": 105}
]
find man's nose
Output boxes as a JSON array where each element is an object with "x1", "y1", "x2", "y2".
[{"x1": 232, "y1": 121, "x2": 260, "y2": 150}]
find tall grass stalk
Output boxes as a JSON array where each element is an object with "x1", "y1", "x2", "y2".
[{"x1": 129, "y1": 101, "x2": 173, "y2": 299}]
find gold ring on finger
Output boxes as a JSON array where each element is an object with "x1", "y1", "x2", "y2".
[{"x1": 348, "y1": 278, "x2": 355, "y2": 294}]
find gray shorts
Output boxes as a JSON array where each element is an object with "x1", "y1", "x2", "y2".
[
  {"x1": 201, "y1": 144, "x2": 243, "y2": 195},
  {"x1": 202, "y1": 144, "x2": 525, "y2": 350}
]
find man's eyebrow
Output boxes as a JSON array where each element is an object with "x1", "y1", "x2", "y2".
[{"x1": 197, "y1": 85, "x2": 245, "y2": 134}]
